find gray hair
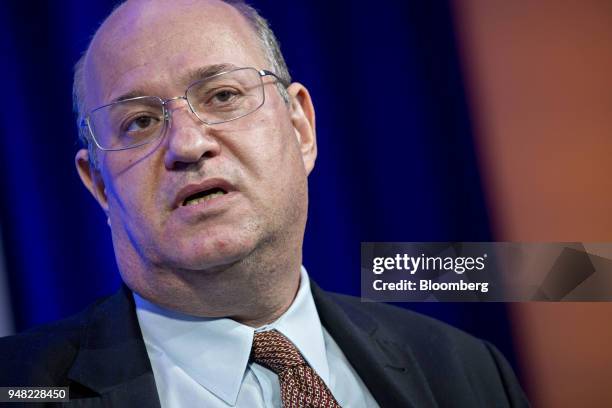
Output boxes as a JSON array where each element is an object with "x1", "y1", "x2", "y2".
[{"x1": 72, "y1": 0, "x2": 292, "y2": 167}]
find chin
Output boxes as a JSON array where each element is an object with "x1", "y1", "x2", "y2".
[{"x1": 164, "y1": 233, "x2": 260, "y2": 271}]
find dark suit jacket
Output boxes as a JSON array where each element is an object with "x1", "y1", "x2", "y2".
[{"x1": 0, "y1": 282, "x2": 529, "y2": 407}]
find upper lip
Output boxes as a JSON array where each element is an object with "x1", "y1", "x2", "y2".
[{"x1": 173, "y1": 177, "x2": 235, "y2": 208}]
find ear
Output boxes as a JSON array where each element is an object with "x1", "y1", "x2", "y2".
[
  {"x1": 287, "y1": 83, "x2": 317, "y2": 175},
  {"x1": 75, "y1": 148, "x2": 109, "y2": 214}
]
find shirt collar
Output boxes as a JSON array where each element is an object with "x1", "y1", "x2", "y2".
[
  {"x1": 133, "y1": 266, "x2": 329, "y2": 406},
  {"x1": 255, "y1": 267, "x2": 329, "y2": 386}
]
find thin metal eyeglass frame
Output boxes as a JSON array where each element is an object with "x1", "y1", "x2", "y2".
[{"x1": 81, "y1": 67, "x2": 287, "y2": 152}]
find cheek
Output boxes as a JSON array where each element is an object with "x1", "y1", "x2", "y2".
[
  {"x1": 259, "y1": 131, "x2": 307, "y2": 201},
  {"x1": 255, "y1": 107, "x2": 300, "y2": 159},
  {"x1": 102, "y1": 160, "x2": 160, "y2": 224}
]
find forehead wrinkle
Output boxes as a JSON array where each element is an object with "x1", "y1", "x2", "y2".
[{"x1": 108, "y1": 63, "x2": 239, "y2": 104}]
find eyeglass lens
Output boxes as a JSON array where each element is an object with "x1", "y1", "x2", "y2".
[{"x1": 88, "y1": 67, "x2": 265, "y2": 150}]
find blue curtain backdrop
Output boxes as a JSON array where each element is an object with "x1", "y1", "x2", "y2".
[{"x1": 0, "y1": 0, "x2": 520, "y2": 374}]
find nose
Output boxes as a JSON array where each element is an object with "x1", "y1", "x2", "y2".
[{"x1": 163, "y1": 99, "x2": 221, "y2": 169}]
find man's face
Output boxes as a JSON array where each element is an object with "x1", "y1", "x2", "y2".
[{"x1": 76, "y1": 0, "x2": 316, "y2": 290}]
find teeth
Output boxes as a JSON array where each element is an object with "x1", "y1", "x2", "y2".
[{"x1": 185, "y1": 191, "x2": 225, "y2": 206}]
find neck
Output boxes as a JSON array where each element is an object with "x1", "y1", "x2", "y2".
[
  {"x1": 230, "y1": 270, "x2": 301, "y2": 327},
  {"x1": 121, "y1": 242, "x2": 303, "y2": 327}
]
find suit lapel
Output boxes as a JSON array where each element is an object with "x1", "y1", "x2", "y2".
[
  {"x1": 311, "y1": 281, "x2": 438, "y2": 408},
  {"x1": 66, "y1": 285, "x2": 161, "y2": 408}
]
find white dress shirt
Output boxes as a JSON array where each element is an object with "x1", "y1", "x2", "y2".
[{"x1": 134, "y1": 266, "x2": 380, "y2": 407}]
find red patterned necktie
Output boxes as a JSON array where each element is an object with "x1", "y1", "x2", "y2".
[{"x1": 250, "y1": 329, "x2": 342, "y2": 408}]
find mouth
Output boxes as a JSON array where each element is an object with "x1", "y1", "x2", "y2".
[
  {"x1": 174, "y1": 178, "x2": 235, "y2": 209},
  {"x1": 182, "y1": 187, "x2": 227, "y2": 207}
]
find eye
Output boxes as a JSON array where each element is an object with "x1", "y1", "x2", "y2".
[
  {"x1": 125, "y1": 115, "x2": 160, "y2": 132},
  {"x1": 210, "y1": 89, "x2": 240, "y2": 104}
]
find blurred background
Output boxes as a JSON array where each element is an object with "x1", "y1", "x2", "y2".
[{"x1": 1, "y1": 1, "x2": 611, "y2": 406}]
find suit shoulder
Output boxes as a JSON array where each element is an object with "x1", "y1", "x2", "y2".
[
  {"x1": 323, "y1": 292, "x2": 529, "y2": 405},
  {"x1": 326, "y1": 292, "x2": 469, "y2": 336},
  {"x1": 325, "y1": 292, "x2": 487, "y2": 354},
  {"x1": 0, "y1": 295, "x2": 109, "y2": 386}
]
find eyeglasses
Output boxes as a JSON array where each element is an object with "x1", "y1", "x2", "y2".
[{"x1": 81, "y1": 67, "x2": 286, "y2": 151}]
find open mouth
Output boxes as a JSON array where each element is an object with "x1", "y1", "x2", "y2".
[{"x1": 182, "y1": 187, "x2": 227, "y2": 207}]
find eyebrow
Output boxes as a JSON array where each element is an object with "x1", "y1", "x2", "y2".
[
  {"x1": 181, "y1": 63, "x2": 238, "y2": 86},
  {"x1": 108, "y1": 63, "x2": 239, "y2": 105}
]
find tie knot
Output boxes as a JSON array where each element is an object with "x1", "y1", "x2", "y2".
[{"x1": 251, "y1": 330, "x2": 306, "y2": 373}]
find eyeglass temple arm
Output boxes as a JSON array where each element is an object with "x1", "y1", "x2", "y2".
[{"x1": 259, "y1": 69, "x2": 290, "y2": 88}]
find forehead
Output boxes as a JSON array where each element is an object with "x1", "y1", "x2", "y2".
[{"x1": 84, "y1": 0, "x2": 266, "y2": 107}]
